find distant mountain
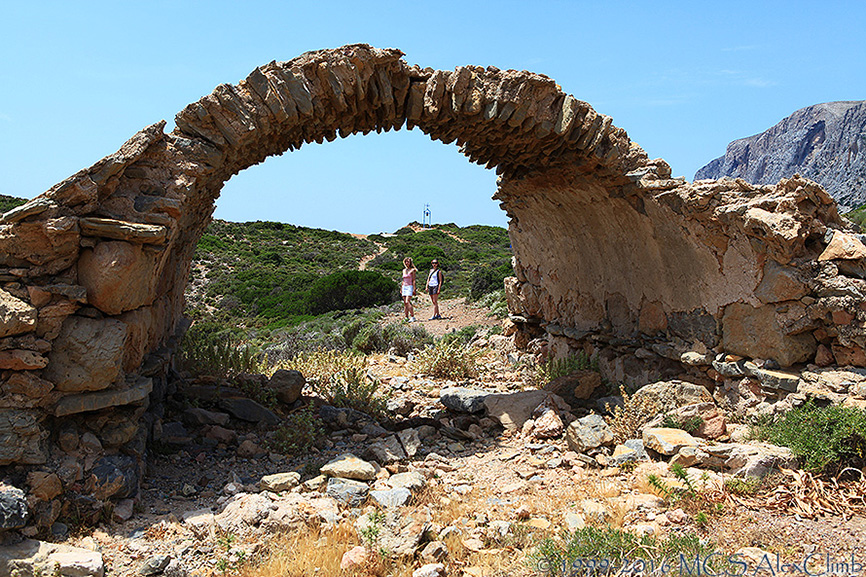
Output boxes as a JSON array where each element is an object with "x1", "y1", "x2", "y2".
[{"x1": 695, "y1": 101, "x2": 866, "y2": 211}]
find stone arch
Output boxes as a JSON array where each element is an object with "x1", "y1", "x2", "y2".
[{"x1": 2, "y1": 44, "x2": 865, "y2": 502}]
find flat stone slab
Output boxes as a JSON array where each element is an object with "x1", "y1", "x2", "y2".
[
  {"x1": 0, "y1": 539, "x2": 105, "y2": 577},
  {"x1": 54, "y1": 378, "x2": 152, "y2": 417}
]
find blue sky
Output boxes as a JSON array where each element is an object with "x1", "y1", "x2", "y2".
[{"x1": 1, "y1": 1, "x2": 864, "y2": 234}]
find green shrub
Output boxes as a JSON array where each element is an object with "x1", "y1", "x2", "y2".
[
  {"x1": 411, "y1": 245, "x2": 446, "y2": 271},
  {"x1": 845, "y1": 204, "x2": 866, "y2": 230},
  {"x1": 441, "y1": 325, "x2": 479, "y2": 346},
  {"x1": 535, "y1": 351, "x2": 597, "y2": 385},
  {"x1": 270, "y1": 404, "x2": 324, "y2": 455},
  {"x1": 413, "y1": 340, "x2": 480, "y2": 379},
  {"x1": 476, "y1": 289, "x2": 508, "y2": 319},
  {"x1": 0, "y1": 194, "x2": 26, "y2": 214},
  {"x1": 180, "y1": 323, "x2": 264, "y2": 378},
  {"x1": 313, "y1": 367, "x2": 390, "y2": 419},
  {"x1": 754, "y1": 401, "x2": 866, "y2": 474},
  {"x1": 352, "y1": 321, "x2": 432, "y2": 355},
  {"x1": 469, "y1": 259, "x2": 513, "y2": 300},
  {"x1": 724, "y1": 477, "x2": 763, "y2": 495},
  {"x1": 305, "y1": 270, "x2": 396, "y2": 314}
]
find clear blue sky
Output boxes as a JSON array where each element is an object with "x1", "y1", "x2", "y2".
[{"x1": 2, "y1": 1, "x2": 864, "y2": 234}]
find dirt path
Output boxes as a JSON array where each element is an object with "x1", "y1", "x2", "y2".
[
  {"x1": 380, "y1": 296, "x2": 500, "y2": 338},
  {"x1": 358, "y1": 241, "x2": 387, "y2": 270}
]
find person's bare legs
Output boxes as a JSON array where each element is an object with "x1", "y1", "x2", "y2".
[
  {"x1": 430, "y1": 291, "x2": 440, "y2": 318},
  {"x1": 403, "y1": 295, "x2": 414, "y2": 320}
]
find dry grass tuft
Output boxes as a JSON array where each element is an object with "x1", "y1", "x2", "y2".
[{"x1": 606, "y1": 385, "x2": 660, "y2": 444}]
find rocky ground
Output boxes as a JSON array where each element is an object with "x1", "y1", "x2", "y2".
[
  {"x1": 4, "y1": 305, "x2": 866, "y2": 577},
  {"x1": 380, "y1": 298, "x2": 501, "y2": 339}
]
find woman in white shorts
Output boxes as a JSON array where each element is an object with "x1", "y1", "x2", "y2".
[{"x1": 401, "y1": 257, "x2": 417, "y2": 322}]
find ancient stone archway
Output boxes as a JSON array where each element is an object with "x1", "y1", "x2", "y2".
[{"x1": 2, "y1": 44, "x2": 865, "y2": 502}]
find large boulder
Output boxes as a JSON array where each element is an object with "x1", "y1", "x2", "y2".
[
  {"x1": 722, "y1": 303, "x2": 817, "y2": 367},
  {"x1": 439, "y1": 387, "x2": 489, "y2": 413},
  {"x1": 77, "y1": 241, "x2": 162, "y2": 315},
  {"x1": 631, "y1": 380, "x2": 712, "y2": 414},
  {"x1": 0, "y1": 539, "x2": 104, "y2": 577},
  {"x1": 484, "y1": 390, "x2": 568, "y2": 432},
  {"x1": 269, "y1": 369, "x2": 305, "y2": 405},
  {"x1": 43, "y1": 316, "x2": 128, "y2": 392}
]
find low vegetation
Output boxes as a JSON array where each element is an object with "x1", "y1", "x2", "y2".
[
  {"x1": 180, "y1": 322, "x2": 263, "y2": 378},
  {"x1": 312, "y1": 367, "x2": 390, "y2": 419},
  {"x1": 413, "y1": 340, "x2": 480, "y2": 379},
  {"x1": 661, "y1": 413, "x2": 704, "y2": 434},
  {"x1": 0, "y1": 194, "x2": 26, "y2": 213},
  {"x1": 269, "y1": 404, "x2": 324, "y2": 455},
  {"x1": 606, "y1": 385, "x2": 660, "y2": 444},
  {"x1": 533, "y1": 525, "x2": 719, "y2": 577},
  {"x1": 534, "y1": 351, "x2": 597, "y2": 386},
  {"x1": 753, "y1": 401, "x2": 866, "y2": 475}
]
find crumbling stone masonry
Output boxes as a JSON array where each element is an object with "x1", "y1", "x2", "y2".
[{"x1": 1, "y1": 44, "x2": 865, "y2": 518}]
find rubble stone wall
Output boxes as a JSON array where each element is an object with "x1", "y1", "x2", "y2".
[{"x1": 1, "y1": 44, "x2": 865, "y2": 510}]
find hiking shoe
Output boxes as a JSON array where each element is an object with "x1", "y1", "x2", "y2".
[{"x1": 429, "y1": 316, "x2": 437, "y2": 321}]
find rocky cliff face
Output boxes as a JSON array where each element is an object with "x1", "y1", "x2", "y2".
[{"x1": 695, "y1": 101, "x2": 866, "y2": 211}]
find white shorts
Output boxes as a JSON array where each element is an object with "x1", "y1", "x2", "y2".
[{"x1": 401, "y1": 285, "x2": 414, "y2": 297}]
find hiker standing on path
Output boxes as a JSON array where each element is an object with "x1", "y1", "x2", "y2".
[
  {"x1": 401, "y1": 257, "x2": 417, "y2": 322},
  {"x1": 426, "y1": 259, "x2": 444, "y2": 320}
]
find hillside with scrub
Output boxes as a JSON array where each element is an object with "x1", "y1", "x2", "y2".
[{"x1": 184, "y1": 219, "x2": 513, "y2": 331}]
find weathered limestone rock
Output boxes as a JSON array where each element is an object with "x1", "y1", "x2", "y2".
[
  {"x1": 44, "y1": 316, "x2": 128, "y2": 392},
  {"x1": 320, "y1": 453, "x2": 377, "y2": 481},
  {"x1": 78, "y1": 241, "x2": 162, "y2": 315},
  {"x1": 0, "y1": 539, "x2": 104, "y2": 577},
  {"x1": 326, "y1": 477, "x2": 369, "y2": 507},
  {"x1": 1, "y1": 372, "x2": 54, "y2": 398},
  {"x1": 79, "y1": 217, "x2": 167, "y2": 244},
  {"x1": 566, "y1": 414, "x2": 614, "y2": 453},
  {"x1": 0, "y1": 289, "x2": 37, "y2": 338},
  {"x1": 27, "y1": 472, "x2": 62, "y2": 501},
  {"x1": 0, "y1": 410, "x2": 47, "y2": 465},
  {"x1": 722, "y1": 303, "x2": 817, "y2": 367},
  {"x1": 631, "y1": 380, "x2": 712, "y2": 413},
  {"x1": 818, "y1": 230, "x2": 866, "y2": 261},
  {"x1": 754, "y1": 261, "x2": 808, "y2": 304},
  {"x1": 260, "y1": 472, "x2": 301, "y2": 492},
  {"x1": 643, "y1": 427, "x2": 700, "y2": 456},
  {"x1": 439, "y1": 387, "x2": 489, "y2": 413},
  {"x1": 0, "y1": 218, "x2": 79, "y2": 275},
  {"x1": 0, "y1": 350, "x2": 48, "y2": 370}
]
